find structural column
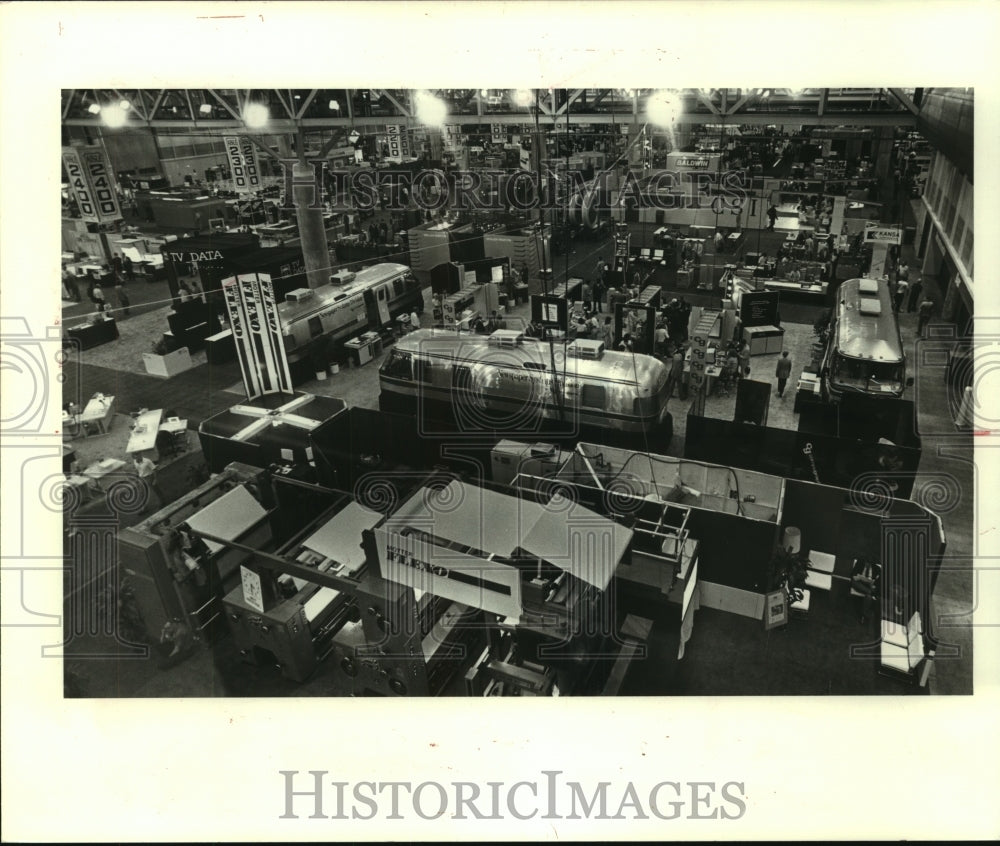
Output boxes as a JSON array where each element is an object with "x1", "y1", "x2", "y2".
[{"x1": 292, "y1": 161, "x2": 331, "y2": 290}]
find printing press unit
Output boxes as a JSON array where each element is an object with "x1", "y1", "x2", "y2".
[{"x1": 118, "y1": 398, "x2": 945, "y2": 696}]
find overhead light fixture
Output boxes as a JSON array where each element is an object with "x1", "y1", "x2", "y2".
[
  {"x1": 87, "y1": 103, "x2": 102, "y2": 115},
  {"x1": 199, "y1": 103, "x2": 213, "y2": 115},
  {"x1": 101, "y1": 103, "x2": 128, "y2": 128},
  {"x1": 512, "y1": 89, "x2": 533, "y2": 108},
  {"x1": 119, "y1": 99, "x2": 131, "y2": 110},
  {"x1": 480, "y1": 89, "x2": 489, "y2": 97},
  {"x1": 787, "y1": 88, "x2": 804, "y2": 98},
  {"x1": 328, "y1": 99, "x2": 340, "y2": 111},
  {"x1": 243, "y1": 102, "x2": 269, "y2": 128},
  {"x1": 646, "y1": 90, "x2": 680, "y2": 127},
  {"x1": 414, "y1": 90, "x2": 447, "y2": 127}
]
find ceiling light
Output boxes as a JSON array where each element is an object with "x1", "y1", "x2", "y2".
[
  {"x1": 101, "y1": 103, "x2": 127, "y2": 128},
  {"x1": 199, "y1": 103, "x2": 213, "y2": 115},
  {"x1": 513, "y1": 89, "x2": 533, "y2": 108},
  {"x1": 647, "y1": 90, "x2": 680, "y2": 127},
  {"x1": 243, "y1": 102, "x2": 269, "y2": 128},
  {"x1": 414, "y1": 91, "x2": 447, "y2": 127},
  {"x1": 328, "y1": 99, "x2": 340, "y2": 110},
  {"x1": 87, "y1": 103, "x2": 102, "y2": 115},
  {"x1": 119, "y1": 100, "x2": 131, "y2": 110}
]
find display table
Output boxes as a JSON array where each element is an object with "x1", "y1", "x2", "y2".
[
  {"x1": 65, "y1": 319, "x2": 119, "y2": 351},
  {"x1": 160, "y1": 417, "x2": 188, "y2": 435},
  {"x1": 143, "y1": 347, "x2": 194, "y2": 379},
  {"x1": 126, "y1": 408, "x2": 163, "y2": 454},
  {"x1": 82, "y1": 458, "x2": 127, "y2": 491},
  {"x1": 742, "y1": 325, "x2": 785, "y2": 356},
  {"x1": 79, "y1": 394, "x2": 116, "y2": 435},
  {"x1": 344, "y1": 332, "x2": 384, "y2": 367}
]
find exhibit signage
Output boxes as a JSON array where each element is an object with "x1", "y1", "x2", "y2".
[
  {"x1": 79, "y1": 147, "x2": 123, "y2": 222},
  {"x1": 740, "y1": 291, "x2": 780, "y2": 327},
  {"x1": 238, "y1": 137, "x2": 262, "y2": 191},
  {"x1": 224, "y1": 135, "x2": 261, "y2": 193},
  {"x1": 63, "y1": 146, "x2": 122, "y2": 223},
  {"x1": 674, "y1": 156, "x2": 710, "y2": 169},
  {"x1": 863, "y1": 225, "x2": 902, "y2": 245},
  {"x1": 240, "y1": 565, "x2": 265, "y2": 613},
  {"x1": 373, "y1": 527, "x2": 523, "y2": 619},
  {"x1": 223, "y1": 275, "x2": 262, "y2": 398},
  {"x1": 62, "y1": 147, "x2": 99, "y2": 223},
  {"x1": 222, "y1": 272, "x2": 293, "y2": 398}
]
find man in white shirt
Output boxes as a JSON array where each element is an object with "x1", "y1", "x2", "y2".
[{"x1": 133, "y1": 454, "x2": 164, "y2": 512}]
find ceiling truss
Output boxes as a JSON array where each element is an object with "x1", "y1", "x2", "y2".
[{"x1": 62, "y1": 88, "x2": 920, "y2": 133}]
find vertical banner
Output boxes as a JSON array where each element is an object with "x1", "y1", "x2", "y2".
[
  {"x1": 386, "y1": 124, "x2": 402, "y2": 160},
  {"x1": 222, "y1": 276, "x2": 262, "y2": 398},
  {"x1": 224, "y1": 273, "x2": 293, "y2": 398},
  {"x1": 689, "y1": 327, "x2": 708, "y2": 417},
  {"x1": 79, "y1": 147, "x2": 123, "y2": 222},
  {"x1": 239, "y1": 137, "x2": 261, "y2": 191},
  {"x1": 224, "y1": 135, "x2": 259, "y2": 193},
  {"x1": 257, "y1": 273, "x2": 295, "y2": 393},
  {"x1": 62, "y1": 147, "x2": 100, "y2": 222}
]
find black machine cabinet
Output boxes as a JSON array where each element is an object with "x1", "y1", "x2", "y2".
[{"x1": 65, "y1": 319, "x2": 119, "y2": 351}]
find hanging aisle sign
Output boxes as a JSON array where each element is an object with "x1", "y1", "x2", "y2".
[
  {"x1": 62, "y1": 147, "x2": 99, "y2": 223},
  {"x1": 80, "y1": 147, "x2": 123, "y2": 222},
  {"x1": 224, "y1": 136, "x2": 261, "y2": 193},
  {"x1": 62, "y1": 146, "x2": 122, "y2": 223},
  {"x1": 863, "y1": 225, "x2": 902, "y2": 245},
  {"x1": 385, "y1": 124, "x2": 411, "y2": 160},
  {"x1": 221, "y1": 272, "x2": 293, "y2": 398},
  {"x1": 239, "y1": 137, "x2": 261, "y2": 190}
]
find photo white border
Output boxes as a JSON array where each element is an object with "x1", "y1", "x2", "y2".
[{"x1": 2, "y1": 2, "x2": 999, "y2": 841}]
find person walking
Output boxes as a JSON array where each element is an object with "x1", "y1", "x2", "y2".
[
  {"x1": 775, "y1": 351, "x2": 793, "y2": 398},
  {"x1": 62, "y1": 269, "x2": 82, "y2": 303},
  {"x1": 893, "y1": 277, "x2": 908, "y2": 313},
  {"x1": 738, "y1": 341, "x2": 751, "y2": 379},
  {"x1": 601, "y1": 316, "x2": 615, "y2": 350},
  {"x1": 906, "y1": 276, "x2": 924, "y2": 312},
  {"x1": 123, "y1": 254, "x2": 135, "y2": 281},
  {"x1": 918, "y1": 299, "x2": 934, "y2": 334},
  {"x1": 592, "y1": 278, "x2": 605, "y2": 313},
  {"x1": 90, "y1": 280, "x2": 106, "y2": 309},
  {"x1": 766, "y1": 203, "x2": 778, "y2": 231},
  {"x1": 114, "y1": 281, "x2": 131, "y2": 316}
]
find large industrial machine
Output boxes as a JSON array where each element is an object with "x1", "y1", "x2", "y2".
[{"x1": 120, "y1": 398, "x2": 946, "y2": 695}]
